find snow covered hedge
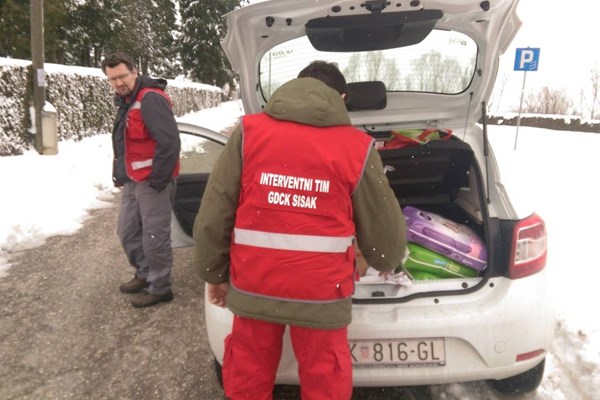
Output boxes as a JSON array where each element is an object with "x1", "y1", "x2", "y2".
[
  {"x1": 487, "y1": 114, "x2": 600, "y2": 134},
  {"x1": 0, "y1": 58, "x2": 223, "y2": 156},
  {"x1": 0, "y1": 60, "x2": 30, "y2": 155}
]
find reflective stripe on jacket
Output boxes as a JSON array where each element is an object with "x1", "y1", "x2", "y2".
[
  {"x1": 124, "y1": 87, "x2": 180, "y2": 182},
  {"x1": 230, "y1": 112, "x2": 373, "y2": 303}
]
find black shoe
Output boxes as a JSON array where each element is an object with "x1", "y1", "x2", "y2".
[
  {"x1": 119, "y1": 276, "x2": 149, "y2": 293},
  {"x1": 131, "y1": 291, "x2": 174, "y2": 308}
]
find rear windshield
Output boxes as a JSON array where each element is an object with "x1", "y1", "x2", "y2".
[{"x1": 259, "y1": 29, "x2": 477, "y2": 99}]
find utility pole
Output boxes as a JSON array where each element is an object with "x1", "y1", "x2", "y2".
[{"x1": 31, "y1": 0, "x2": 45, "y2": 154}]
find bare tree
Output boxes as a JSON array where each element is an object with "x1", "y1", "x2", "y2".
[
  {"x1": 577, "y1": 88, "x2": 585, "y2": 118},
  {"x1": 490, "y1": 73, "x2": 509, "y2": 113},
  {"x1": 342, "y1": 52, "x2": 400, "y2": 89},
  {"x1": 577, "y1": 63, "x2": 600, "y2": 119},
  {"x1": 519, "y1": 86, "x2": 573, "y2": 115},
  {"x1": 407, "y1": 51, "x2": 471, "y2": 93},
  {"x1": 588, "y1": 64, "x2": 599, "y2": 119},
  {"x1": 406, "y1": 51, "x2": 440, "y2": 91}
]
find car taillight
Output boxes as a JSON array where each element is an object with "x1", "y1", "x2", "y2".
[
  {"x1": 509, "y1": 213, "x2": 547, "y2": 279},
  {"x1": 516, "y1": 349, "x2": 546, "y2": 362}
]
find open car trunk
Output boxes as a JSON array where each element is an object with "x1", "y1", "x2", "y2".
[
  {"x1": 172, "y1": 127, "x2": 493, "y2": 301},
  {"x1": 353, "y1": 132, "x2": 491, "y2": 302},
  {"x1": 211, "y1": 0, "x2": 525, "y2": 302}
]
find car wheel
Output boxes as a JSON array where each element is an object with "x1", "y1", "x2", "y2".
[
  {"x1": 487, "y1": 359, "x2": 545, "y2": 394},
  {"x1": 214, "y1": 357, "x2": 224, "y2": 388}
]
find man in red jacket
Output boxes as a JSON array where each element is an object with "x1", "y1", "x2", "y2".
[
  {"x1": 101, "y1": 52, "x2": 180, "y2": 308},
  {"x1": 194, "y1": 61, "x2": 406, "y2": 399}
]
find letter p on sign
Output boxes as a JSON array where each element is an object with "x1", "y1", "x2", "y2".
[{"x1": 514, "y1": 48, "x2": 540, "y2": 71}]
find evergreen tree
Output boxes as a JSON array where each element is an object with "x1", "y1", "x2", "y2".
[
  {"x1": 0, "y1": 0, "x2": 30, "y2": 59},
  {"x1": 146, "y1": 0, "x2": 181, "y2": 78},
  {"x1": 113, "y1": 0, "x2": 180, "y2": 78},
  {"x1": 64, "y1": 0, "x2": 115, "y2": 67},
  {"x1": 44, "y1": 0, "x2": 73, "y2": 64},
  {"x1": 0, "y1": 0, "x2": 74, "y2": 64},
  {"x1": 178, "y1": 0, "x2": 243, "y2": 88},
  {"x1": 0, "y1": 0, "x2": 249, "y2": 85},
  {"x1": 64, "y1": 0, "x2": 179, "y2": 76}
]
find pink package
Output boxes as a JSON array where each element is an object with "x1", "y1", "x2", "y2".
[{"x1": 403, "y1": 206, "x2": 487, "y2": 271}]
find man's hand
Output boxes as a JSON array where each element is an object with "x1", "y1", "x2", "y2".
[{"x1": 207, "y1": 282, "x2": 229, "y2": 308}]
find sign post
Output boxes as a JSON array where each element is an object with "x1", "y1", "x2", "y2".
[{"x1": 513, "y1": 48, "x2": 540, "y2": 149}]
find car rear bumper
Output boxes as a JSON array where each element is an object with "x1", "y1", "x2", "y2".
[{"x1": 205, "y1": 270, "x2": 556, "y2": 386}]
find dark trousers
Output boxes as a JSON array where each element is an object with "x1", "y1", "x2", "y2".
[{"x1": 117, "y1": 180, "x2": 175, "y2": 295}]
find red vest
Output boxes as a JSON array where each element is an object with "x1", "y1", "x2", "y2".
[
  {"x1": 230, "y1": 113, "x2": 373, "y2": 303},
  {"x1": 124, "y1": 88, "x2": 180, "y2": 182}
]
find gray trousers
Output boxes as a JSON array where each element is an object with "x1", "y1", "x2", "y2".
[{"x1": 117, "y1": 180, "x2": 175, "y2": 295}]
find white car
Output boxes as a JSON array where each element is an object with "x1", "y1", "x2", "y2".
[{"x1": 172, "y1": 0, "x2": 555, "y2": 395}]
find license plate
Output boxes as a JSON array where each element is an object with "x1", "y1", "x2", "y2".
[{"x1": 349, "y1": 338, "x2": 446, "y2": 368}]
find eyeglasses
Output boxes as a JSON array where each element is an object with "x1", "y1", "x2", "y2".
[{"x1": 107, "y1": 71, "x2": 132, "y2": 83}]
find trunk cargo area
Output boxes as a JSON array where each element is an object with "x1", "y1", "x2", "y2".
[{"x1": 354, "y1": 133, "x2": 488, "y2": 300}]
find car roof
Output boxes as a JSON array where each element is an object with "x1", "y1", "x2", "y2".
[{"x1": 222, "y1": 0, "x2": 521, "y2": 129}]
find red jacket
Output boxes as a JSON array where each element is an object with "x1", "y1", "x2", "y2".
[
  {"x1": 230, "y1": 113, "x2": 373, "y2": 302},
  {"x1": 125, "y1": 87, "x2": 180, "y2": 182}
]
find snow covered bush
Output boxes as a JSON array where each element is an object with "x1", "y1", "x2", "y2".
[
  {"x1": 0, "y1": 59, "x2": 30, "y2": 155},
  {"x1": 1, "y1": 57, "x2": 223, "y2": 156}
]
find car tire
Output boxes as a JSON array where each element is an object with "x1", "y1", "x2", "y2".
[
  {"x1": 487, "y1": 359, "x2": 545, "y2": 394},
  {"x1": 214, "y1": 357, "x2": 224, "y2": 388}
]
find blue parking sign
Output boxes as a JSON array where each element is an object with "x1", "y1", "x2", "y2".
[{"x1": 514, "y1": 48, "x2": 540, "y2": 71}]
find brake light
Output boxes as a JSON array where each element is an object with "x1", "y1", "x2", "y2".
[{"x1": 509, "y1": 213, "x2": 547, "y2": 279}]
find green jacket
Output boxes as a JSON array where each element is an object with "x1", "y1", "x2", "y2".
[{"x1": 193, "y1": 77, "x2": 406, "y2": 328}]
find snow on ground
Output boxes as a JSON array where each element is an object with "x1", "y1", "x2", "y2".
[
  {"x1": 431, "y1": 125, "x2": 600, "y2": 399},
  {"x1": 0, "y1": 102, "x2": 599, "y2": 399}
]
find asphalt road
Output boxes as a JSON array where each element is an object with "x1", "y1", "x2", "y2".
[{"x1": 0, "y1": 198, "x2": 431, "y2": 400}]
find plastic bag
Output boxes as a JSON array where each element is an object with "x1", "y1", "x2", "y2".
[{"x1": 381, "y1": 128, "x2": 453, "y2": 150}]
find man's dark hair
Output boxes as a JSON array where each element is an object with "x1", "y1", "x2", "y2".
[
  {"x1": 101, "y1": 52, "x2": 136, "y2": 74},
  {"x1": 298, "y1": 61, "x2": 350, "y2": 104}
]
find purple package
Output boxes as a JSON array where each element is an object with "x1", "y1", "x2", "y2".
[{"x1": 403, "y1": 206, "x2": 487, "y2": 271}]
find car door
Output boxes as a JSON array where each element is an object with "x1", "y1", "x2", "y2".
[{"x1": 172, "y1": 122, "x2": 229, "y2": 248}]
